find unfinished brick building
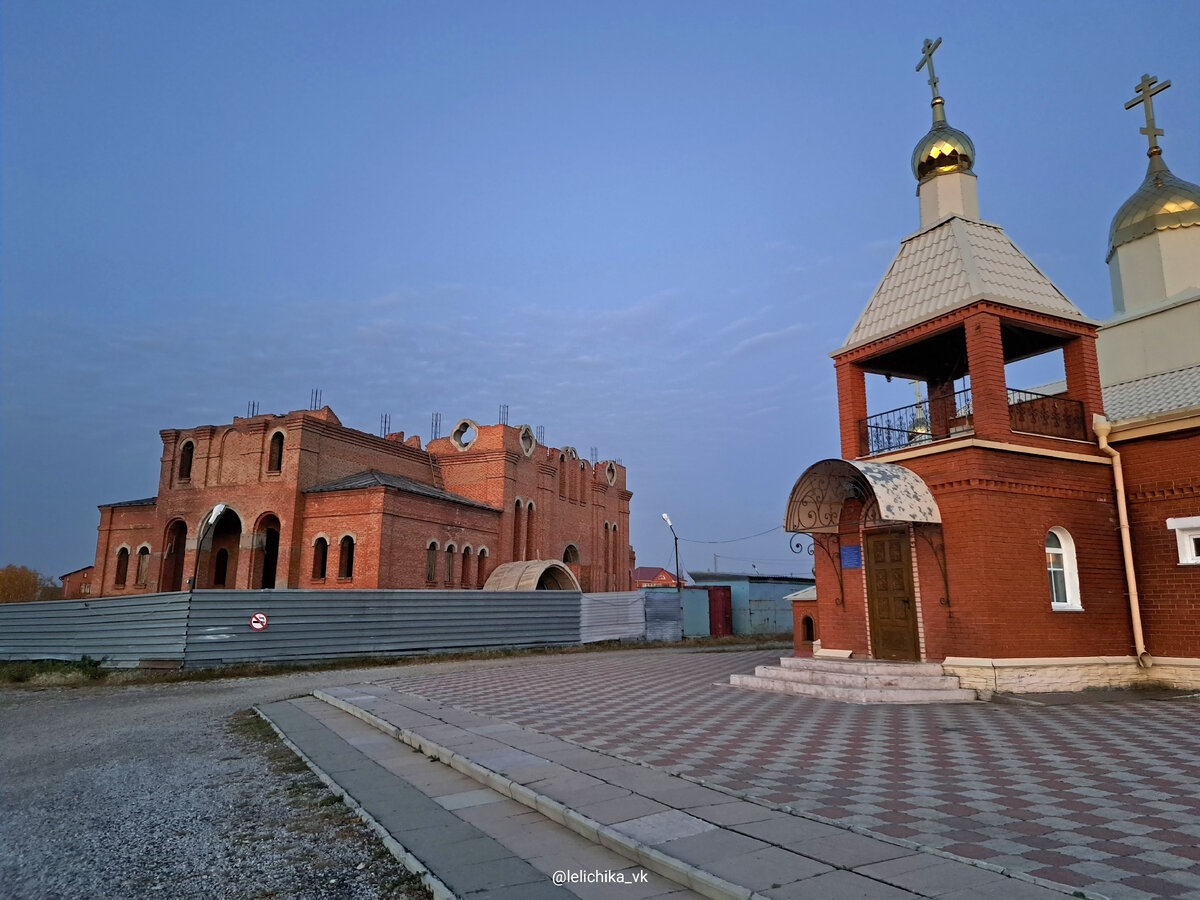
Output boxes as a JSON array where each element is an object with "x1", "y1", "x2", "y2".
[
  {"x1": 784, "y1": 52, "x2": 1199, "y2": 691},
  {"x1": 85, "y1": 410, "x2": 634, "y2": 596}
]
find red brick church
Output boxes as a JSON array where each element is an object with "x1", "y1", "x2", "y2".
[
  {"x1": 76, "y1": 409, "x2": 633, "y2": 596},
  {"x1": 785, "y1": 46, "x2": 1199, "y2": 692}
]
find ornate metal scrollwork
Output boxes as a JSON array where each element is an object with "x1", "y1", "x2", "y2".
[
  {"x1": 808, "y1": 533, "x2": 846, "y2": 606},
  {"x1": 914, "y1": 523, "x2": 951, "y2": 610},
  {"x1": 786, "y1": 463, "x2": 879, "y2": 533}
]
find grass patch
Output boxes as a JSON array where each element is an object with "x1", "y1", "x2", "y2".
[
  {"x1": 228, "y1": 709, "x2": 433, "y2": 900},
  {"x1": 0, "y1": 635, "x2": 790, "y2": 688},
  {"x1": 1, "y1": 655, "x2": 108, "y2": 684}
]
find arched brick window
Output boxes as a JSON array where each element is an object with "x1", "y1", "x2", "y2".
[
  {"x1": 114, "y1": 548, "x2": 130, "y2": 587},
  {"x1": 476, "y1": 548, "x2": 488, "y2": 588},
  {"x1": 525, "y1": 502, "x2": 535, "y2": 560},
  {"x1": 562, "y1": 544, "x2": 580, "y2": 564},
  {"x1": 426, "y1": 541, "x2": 438, "y2": 582},
  {"x1": 213, "y1": 549, "x2": 229, "y2": 587},
  {"x1": 268, "y1": 432, "x2": 284, "y2": 473},
  {"x1": 512, "y1": 499, "x2": 523, "y2": 561},
  {"x1": 338, "y1": 536, "x2": 355, "y2": 579},
  {"x1": 462, "y1": 546, "x2": 472, "y2": 589},
  {"x1": 178, "y1": 442, "x2": 194, "y2": 481},
  {"x1": 558, "y1": 455, "x2": 567, "y2": 499},
  {"x1": 312, "y1": 538, "x2": 328, "y2": 580},
  {"x1": 445, "y1": 544, "x2": 456, "y2": 585},
  {"x1": 135, "y1": 547, "x2": 150, "y2": 586},
  {"x1": 1046, "y1": 528, "x2": 1081, "y2": 610}
]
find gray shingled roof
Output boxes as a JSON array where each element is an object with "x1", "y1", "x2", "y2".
[
  {"x1": 841, "y1": 216, "x2": 1090, "y2": 352},
  {"x1": 1103, "y1": 365, "x2": 1200, "y2": 422},
  {"x1": 304, "y1": 469, "x2": 498, "y2": 511}
]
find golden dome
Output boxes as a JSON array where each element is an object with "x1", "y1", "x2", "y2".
[
  {"x1": 1108, "y1": 157, "x2": 1200, "y2": 260},
  {"x1": 911, "y1": 100, "x2": 975, "y2": 182}
]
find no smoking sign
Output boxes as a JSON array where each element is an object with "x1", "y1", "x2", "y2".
[{"x1": 249, "y1": 612, "x2": 268, "y2": 631}]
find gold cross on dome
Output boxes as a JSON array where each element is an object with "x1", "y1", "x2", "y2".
[
  {"x1": 1125, "y1": 73, "x2": 1171, "y2": 155},
  {"x1": 916, "y1": 37, "x2": 942, "y2": 100}
]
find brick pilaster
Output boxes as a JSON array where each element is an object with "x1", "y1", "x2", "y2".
[
  {"x1": 835, "y1": 358, "x2": 868, "y2": 458},
  {"x1": 1063, "y1": 333, "x2": 1105, "y2": 426},
  {"x1": 964, "y1": 312, "x2": 1010, "y2": 440}
]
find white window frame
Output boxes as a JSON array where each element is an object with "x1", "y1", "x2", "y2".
[
  {"x1": 1046, "y1": 527, "x2": 1083, "y2": 611},
  {"x1": 1166, "y1": 516, "x2": 1200, "y2": 566}
]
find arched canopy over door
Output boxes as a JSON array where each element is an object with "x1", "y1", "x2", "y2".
[
  {"x1": 785, "y1": 459, "x2": 941, "y2": 534},
  {"x1": 482, "y1": 560, "x2": 582, "y2": 591}
]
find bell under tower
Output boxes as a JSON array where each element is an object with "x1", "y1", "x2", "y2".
[{"x1": 834, "y1": 37, "x2": 1105, "y2": 461}]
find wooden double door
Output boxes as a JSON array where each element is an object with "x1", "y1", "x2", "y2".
[{"x1": 865, "y1": 529, "x2": 920, "y2": 661}]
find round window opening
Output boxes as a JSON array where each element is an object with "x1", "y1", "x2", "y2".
[
  {"x1": 519, "y1": 424, "x2": 536, "y2": 457},
  {"x1": 451, "y1": 419, "x2": 480, "y2": 451},
  {"x1": 605, "y1": 461, "x2": 617, "y2": 486}
]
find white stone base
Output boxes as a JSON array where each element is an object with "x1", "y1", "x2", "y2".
[
  {"x1": 812, "y1": 645, "x2": 853, "y2": 659},
  {"x1": 942, "y1": 655, "x2": 1200, "y2": 695}
]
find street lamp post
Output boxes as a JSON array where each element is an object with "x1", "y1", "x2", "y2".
[
  {"x1": 661, "y1": 513, "x2": 681, "y2": 594},
  {"x1": 187, "y1": 503, "x2": 228, "y2": 591}
]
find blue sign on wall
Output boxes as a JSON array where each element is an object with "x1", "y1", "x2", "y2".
[{"x1": 840, "y1": 545, "x2": 863, "y2": 569}]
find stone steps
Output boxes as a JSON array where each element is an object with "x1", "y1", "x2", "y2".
[
  {"x1": 751, "y1": 664, "x2": 956, "y2": 691},
  {"x1": 730, "y1": 658, "x2": 978, "y2": 704},
  {"x1": 778, "y1": 656, "x2": 946, "y2": 677}
]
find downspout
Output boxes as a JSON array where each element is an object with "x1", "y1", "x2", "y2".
[{"x1": 1093, "y1": 415, "x2": 1152, "y2": 668}]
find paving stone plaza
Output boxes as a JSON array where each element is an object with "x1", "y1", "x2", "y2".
[{"x1": 364, "y1": 648, "x2": 1200, "y2": 899}]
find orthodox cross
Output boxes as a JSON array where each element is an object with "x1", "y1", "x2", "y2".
[
  {"x1": 1125, "y1": 73, "x2": 1171, "y2": 156},
  {"x1": 916, "y1": 37, "x2": 943, "y2": 99}
]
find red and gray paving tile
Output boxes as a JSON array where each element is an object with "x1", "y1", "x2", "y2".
[{"x1": 365, "y1": 648, "x2": 1200, "y2": 900}]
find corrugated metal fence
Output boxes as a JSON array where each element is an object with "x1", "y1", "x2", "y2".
[
  {"x1": 0, "y1": 589, "x2": 582, "y2": 669},
  {"x1": 580, "y1": 591, "x2": 645, "y2": 643},
  {"x1": 0, "y1": 592, "x2": 190, "y2": 668}
]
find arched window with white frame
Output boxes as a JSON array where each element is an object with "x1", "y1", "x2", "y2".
[
  {"x1": 426, "y1": 541, "x2": 438, "y2": 582},
  {"x1": 1046, "y1": 527, "x2": 1082, "y2": 610},
  {"x1": 312, "y1": 537, "x2": 328, "y2": 580},
  {"x1": 135, "y1": 546, "x2": 151, "y2": 586}
]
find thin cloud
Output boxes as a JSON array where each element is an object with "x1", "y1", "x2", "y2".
[{"x1": 722, "y1": 322, "x2": 809, "y2": 360}]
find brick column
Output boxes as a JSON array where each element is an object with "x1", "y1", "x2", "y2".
[
  {"x1": 835, "y1": 358, "x2": 869, "y2": 458},
  {"x1": 928, "y1": 377, "x2": 956, "y2": 438},
  {"x1": 964, "y1": 312, "x2": 1010, "y2": 440},
  {"x1": 1063, "y1": 333, "x2": 1105, "y2": 426}
]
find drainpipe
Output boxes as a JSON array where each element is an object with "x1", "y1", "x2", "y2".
[{"x1": 1093, "y1": 416, "x2": 1152, "y2": 668}]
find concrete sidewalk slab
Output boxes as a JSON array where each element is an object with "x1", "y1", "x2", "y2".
[{"x1": 258, "y1": 697, "x2": 698, "y2": 899}]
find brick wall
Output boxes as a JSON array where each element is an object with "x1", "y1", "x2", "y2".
[
  {"x1": 1117, "y1": 428, "x2": 1200, "y2": 658},
  {"x1": 806, "y1": 446, "x2": 1132, "y2": 661},
  {"x1": 906, "y1": 446, "x2": 1129, "y2": 659},
  {"x1": 89, "y1": 409, "x2": 633, "y2": 596}
]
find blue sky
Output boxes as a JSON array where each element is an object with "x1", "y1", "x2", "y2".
[{"x1": 3, "y1": 1, "x2": 1198, "y2": 582}]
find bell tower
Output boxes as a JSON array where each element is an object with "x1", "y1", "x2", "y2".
[
  {"x1": 799, "y1": 38, "x2": 1129, "y2": 664},
  {"x1": 834, "y1": 37, "x2": 1105, "y2": 461}
]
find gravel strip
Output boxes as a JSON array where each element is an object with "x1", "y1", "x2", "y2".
[{"x1": 0, "y1": 655, "x2": 604, "y2": 900}]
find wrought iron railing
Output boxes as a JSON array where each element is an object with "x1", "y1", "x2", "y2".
[
  {"x1": 858, "y1": 386, "x2": 1087, "y2": 455},
  {"x1": 1007, "y1": 389, "x2": 1087, "y2": 440},
  {"x1": 859, "y1": 388, "x2": 973, "y2": 455}
]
